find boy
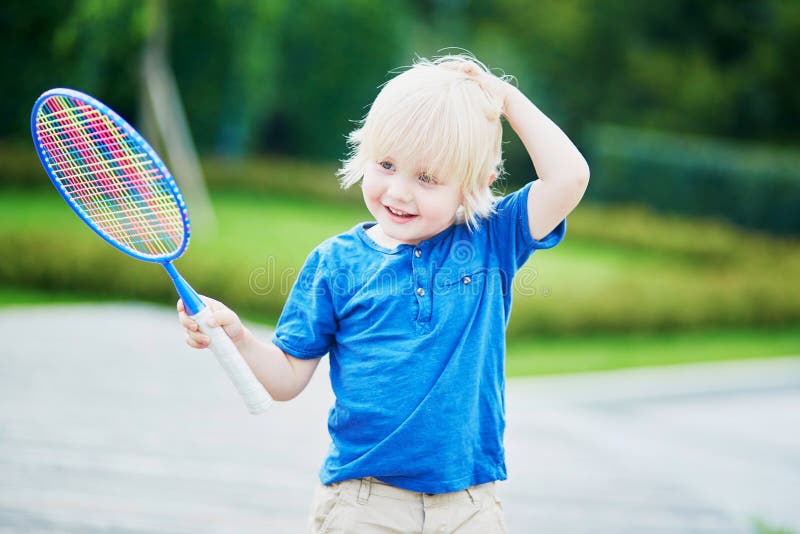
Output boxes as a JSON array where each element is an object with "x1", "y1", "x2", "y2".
[{"x1": 179, "y1": 55, "x2": 589, "y2": 533}]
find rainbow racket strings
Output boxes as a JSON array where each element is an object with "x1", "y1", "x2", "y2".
[
  {"x1": 34, "y1": 92, "x2": 188, "y2": 262},
  {"x1": 32, "y1": 89, "x2": 272, "y2": 414}
]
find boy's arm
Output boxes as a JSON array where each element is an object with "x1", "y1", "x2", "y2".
[
  {"x1": 502, "y1": 86, "x2": 590, "y2": 240},
  {"x1": 233, "y1": 327, "x2": 321, "y2": 402},
  {"x1": 460, "y1": 63, "x2": 590, "y2": 240},
  {"x1": 179, "y1": 298, "x2": 320, "y2": 402}
]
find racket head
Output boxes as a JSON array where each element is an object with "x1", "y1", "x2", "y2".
[{"x1": 31, "y1": 88, "x2": 190, "y2": 263}]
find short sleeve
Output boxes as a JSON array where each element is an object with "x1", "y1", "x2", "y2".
[
  {"x1": 271, "y1": 248, "x2": 337, "y2": 359},
  {"x1": 487, "y1": 181, "x2": 566, "y2": 272}
]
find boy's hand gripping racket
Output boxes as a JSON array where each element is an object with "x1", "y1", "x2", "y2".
[{"x1": 31, "y1": 88, "x2": 273, "y2": 414}]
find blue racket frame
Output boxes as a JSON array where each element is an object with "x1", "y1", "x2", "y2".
[{"x1": 31, "y1": 88, "x2": 204, "y2": 315}]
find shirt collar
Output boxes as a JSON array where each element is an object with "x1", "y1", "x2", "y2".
[{"x1": 356, "y1": 222, "x2": 457, "y2": 255}]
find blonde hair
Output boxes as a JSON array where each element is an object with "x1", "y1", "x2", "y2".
[{"x1": 337, "y1": 54, "x2": 506, "y2": 229}]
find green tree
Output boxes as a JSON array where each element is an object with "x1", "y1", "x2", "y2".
[
  {"x1": 267, "y1": 0, "x2": 415, "y2": 160},
  {"x1": 483, "y1": 0, "x2": 800, "y2": 143},
  {"x1": 170, "y1": 0, "x2": 286, "y2": 156}
]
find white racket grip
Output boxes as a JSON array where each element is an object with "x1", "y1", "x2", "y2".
[{"x1": 192, "y1": 307, "x2": 273, "y2": 414}]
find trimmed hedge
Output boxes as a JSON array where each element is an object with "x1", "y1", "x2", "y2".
[
  {"x1": 0, "y1": 143, "x2": 50, "y2": 189},
  {"x1": 585, "y1": 123, "x2": 800, "y2": 235},
  {"x1": 0, "y1": 141, "x2": 361, "y2": 203},
  {"x1": 2, "y1": 189, "x2": 799, "y2": 337},
  {"x1": 3, "y1": 142, "x2": 800, "y2": 336}
]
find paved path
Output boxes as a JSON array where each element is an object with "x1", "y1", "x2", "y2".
[{"x1": 1, "y1": 304, "x2": 798, "y2": 533}]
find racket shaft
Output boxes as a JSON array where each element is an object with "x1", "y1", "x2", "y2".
[{"x1": 192, "y1": 307, "x2": 273, "y2": 414}]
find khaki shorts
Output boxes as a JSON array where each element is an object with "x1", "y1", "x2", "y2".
[{"x1": 307, "y1": 477, "x2": 508, "y2": 534}]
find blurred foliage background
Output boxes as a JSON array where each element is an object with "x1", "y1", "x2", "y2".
[
  {"x1": 3, "y1": 0, "x2": 800, "y2": 229},
  {"x1": 1, "y1": 0, "x2": 799, "y2": 371}
]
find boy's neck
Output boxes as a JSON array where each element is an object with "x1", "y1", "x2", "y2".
[{"x1": 366, "y1": 224, "x2": 414, "y2": 248}]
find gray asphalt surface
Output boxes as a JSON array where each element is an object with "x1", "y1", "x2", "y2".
[{"x1": 1, "y1": 304, "x2": 798, "y2": 533}]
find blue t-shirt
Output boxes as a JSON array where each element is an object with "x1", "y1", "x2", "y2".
[{"x1": 272, "y1": 182, "x2": 566, "y2": 493}]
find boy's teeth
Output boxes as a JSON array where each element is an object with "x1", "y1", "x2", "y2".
[{"x1": 389, "y1": 207, "x2": 410, "y2": 216}]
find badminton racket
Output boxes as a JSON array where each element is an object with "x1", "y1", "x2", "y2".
[{"x1": 30, "y1": 88, "x2": 273, "y2": 414}]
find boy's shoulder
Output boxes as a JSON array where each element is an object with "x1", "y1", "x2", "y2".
[{"x1": 308, "y1": 223, "x2": 369, "y2": 266}]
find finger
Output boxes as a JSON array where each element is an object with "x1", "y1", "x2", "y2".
[
  {"x1": 182, "y1": 294, "x2": 219, "y2": 311},
  {"x1": 206, "y1": 307, "x2": 236, "y2": 328},
  {"x1": 186, "y1": 336, "x2": 201, "y2": 348},
  {"x1": 194, "y1": 332, "x2": 211, "y2": 345},
  {"x1": 177, "y1": 310, "x2": 199, "y2": 331},
  {"x1": 186, "y1": 334, "x2": 209, "y2": 349},
  {"x1": 443, "y1": 59, "x2": 476, "y2": 74},
  {"x1": 202, "y1": 295, "x2": 221, "y2": 309},
  {"x1": 445, "y1": 62, "x2": 475, "y2": 75}
]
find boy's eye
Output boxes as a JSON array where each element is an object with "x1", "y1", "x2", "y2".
[
  {"x1": 379, "y1": 161, "x2": 395, "y2": 171},
  {"x1": 418, "y1": 173, "x2": 437, "y2": 184}
]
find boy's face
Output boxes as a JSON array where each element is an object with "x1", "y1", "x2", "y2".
[{"x1": 362, "y1": 156, "x2": 463, "y2": 246}]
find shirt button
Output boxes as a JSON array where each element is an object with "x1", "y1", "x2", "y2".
[
  {"x1": 462, "y1": 276, "x2": 472, "y2": 285},
  {"x1": 414, "y1": 248, "x2": 422, "y2": 258},
  {"x1": 416, "y1": 287, "x2": 426, "y2": 297}
]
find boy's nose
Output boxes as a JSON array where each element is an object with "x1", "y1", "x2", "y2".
[{"x1": 386, "y1": 178, "x2": 413, "y2": 203}]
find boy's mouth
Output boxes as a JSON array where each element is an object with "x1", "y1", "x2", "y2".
[{"x1": 385, "y1": 205, "x2": 417, "y2": 219}]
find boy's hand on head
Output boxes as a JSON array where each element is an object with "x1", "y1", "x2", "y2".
[
  {"x1": 177, "y1": 296, "x2": 247, "y2": 349},
  {"x1": 443, "y1": 59, "x2": 516, "y2": 113}
]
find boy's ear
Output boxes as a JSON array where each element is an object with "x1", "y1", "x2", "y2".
[{"x1": 488, "y1": 174, "x2": 496, "y2": 187}]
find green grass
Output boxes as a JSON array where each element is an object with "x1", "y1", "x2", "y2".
[
  {"x1": 2, "y1": 284, "x2": 796, "y2": 377},
  {"x1": 2, "y1": 180, "x2": 800, "y2": 337},
  {"x1": 506, "y1": 326, "x2": 800, "y2": 376},
  {"x1": 4, "y1": 147, "x2": 800, "y2": 375},
  {"x1": 1, "y1": 183, "x2": 799, "y2": 376},
  {"x1": 2, "y1": 187, "x2": 800, "y2": 334},
  {"x1": 0, "y1": 286, "x2": 100, "y2": 306},
  {"x1": 752, "y1": 519, "x2": 798, "y2": 534}
]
